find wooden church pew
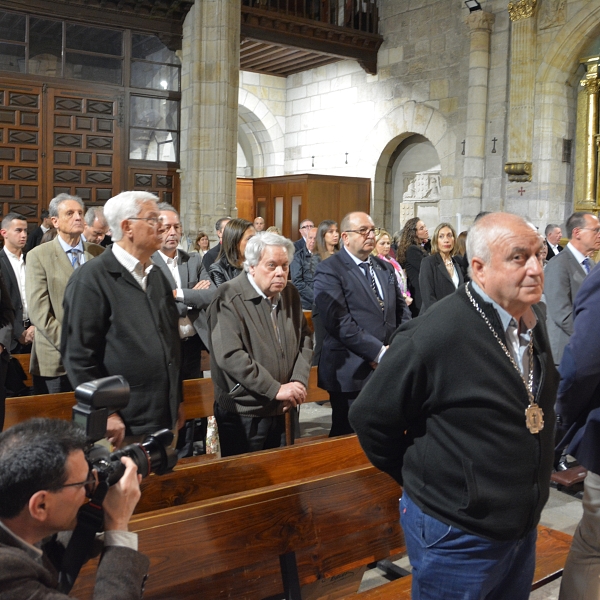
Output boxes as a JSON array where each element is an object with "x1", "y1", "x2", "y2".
[{"x1": 71, "y1": 463, "x2": 405, "y2": 600}]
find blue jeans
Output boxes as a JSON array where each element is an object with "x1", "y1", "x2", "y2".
[{"x1": 400, "y1": 492, "x2": 537, "y2": 600}]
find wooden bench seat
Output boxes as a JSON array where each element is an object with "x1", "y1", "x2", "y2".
[
  {"x1": 136, "y1": 433, "x2": 364, "y2": 513},
  {"x1": 4, "y1": 365, "x2": 329, "y2": 430},
  {"x1": 72, "y1": 463, "x2": 405, "y2": 600},
  {"x1": 344, "y1": 525, "x2": 572, "y2": 599}
]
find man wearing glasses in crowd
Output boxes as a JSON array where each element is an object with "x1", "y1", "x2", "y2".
[
  {"x1": 313, "y1": 211, "x2": 411, "y2": 437},
  {"x1": 0, "y1": 418, "x2": 149, "y2": 599},
  {"x1": 62, "y1": 191, "x2": 182, "y2": 449},
  {"x1": 294, "y1": 218, "x2": 315, "y2": 251},
  {"x1": 545, "y1": 211, "x2": 600, "y2": 368}
]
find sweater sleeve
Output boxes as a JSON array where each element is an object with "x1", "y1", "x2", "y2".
[{"x1": 349, "y1": 331, "x2": 427, "y2": 485}]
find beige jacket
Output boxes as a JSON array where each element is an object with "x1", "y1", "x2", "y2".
[{"x1": 25, "y1": 236, "x2": 103, "y2": 377}]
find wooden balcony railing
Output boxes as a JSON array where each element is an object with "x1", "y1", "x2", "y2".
[{"x1": 241, "y1": 0, "x2": 379, "y2": 36}]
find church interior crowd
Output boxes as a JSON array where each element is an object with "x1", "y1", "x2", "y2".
[{"x1": 1, "y1": 191, "x2": 600, "y2": 599}]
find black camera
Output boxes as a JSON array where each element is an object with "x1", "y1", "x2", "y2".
[
  {"x1": 58, "y1": 376, "x2": 178, "y2": 594},
  {"x1": 72, "y1": 375, "x2": 177, "y2": 489}
]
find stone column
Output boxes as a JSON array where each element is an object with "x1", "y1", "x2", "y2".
[
  {"x1": 504, "y1": 0, "x2": 537, "y2": 182},
  {"x1": 180, "y1": 0, "x2": 241, "y2": 240},
  {"x1": 578, "y1": 59, "x2": 600, "y2": 210},
  {"x1": 462, "y1": 10, "x2": 495, "y2": 219}
]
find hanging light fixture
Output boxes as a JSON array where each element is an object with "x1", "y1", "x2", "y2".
[{"x1": 465, "y1": 0, "x2": 482, "y2": 12}]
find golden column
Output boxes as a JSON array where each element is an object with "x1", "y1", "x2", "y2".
[
  {"x1": 577, "y1": 58, "x2": 600, "y2": 210},
  {"x1": 504, "y1": 0, "x2": 537, "y2": 182}
]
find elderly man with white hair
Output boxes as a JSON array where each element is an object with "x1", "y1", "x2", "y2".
[
  {"x1": 61, "y1": 191, "x2": 182, "y2": 448},
  {"x1": 349, "y1": 212, "x2": 558, "y2": 600},
  {"x1": 207, "y1": 231, "x2": 313, "y2": 456}
]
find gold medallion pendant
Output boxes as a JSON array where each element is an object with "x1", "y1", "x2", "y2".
[{"x1": 525, "y1": 404, "x2": 544, "y2": 434}]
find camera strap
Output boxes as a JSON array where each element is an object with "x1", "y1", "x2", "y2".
[{"x1": 57, "y1": 481, "x2": 109, "y2": 594}]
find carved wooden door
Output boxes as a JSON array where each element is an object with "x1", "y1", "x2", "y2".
[
  {"x1": 0, "y1": 82, "x2": 123, "y2": 231},
  {"x1": 46, "y1": 88, "x2": 121, "y2": 208},
  {"x1": 0, "y1": 83, "x2": 43, "y2": 225}
]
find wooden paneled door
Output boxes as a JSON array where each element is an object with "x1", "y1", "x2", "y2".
[
  {"x1": 0, "y1": 81, "x2": 123, "y2": 230},
  {"x1": 47, "y1": 88, "x2": 121, "y2": 208},
  {"x1": 0, "y1": 83, "x2": 43, "y2": 225},
  {"x1": 128, "y1": 166, "x2": 180, "y2": 211}
]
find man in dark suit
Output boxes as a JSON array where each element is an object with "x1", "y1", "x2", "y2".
[
  {"x1": 201, "y1": 216, "x2": 231, "y2": 270},
  {"x1": 24, "y1": 210, "x2": 52, "y2": 254},
  {"x1": 153, "y1": 204, "x2": 215, "y2": 380},
  {"x1": 153, "y1": 204, "x2": 216, "y2": 456},
  {"x1": 62, "y1": 191, "x2": 181, "y2": 448},
  {"x1": 555, "y1": 258, "x2": 600, "y2": 598},
  {"x1": 544, "y1": 223, "x2": 563, "y2": 260},
  {"x1": 545, "y1": 211, "x2": 600, "y2": 367},
  {"x1": 290, "y1": 225, "x2": 317, "y2": 309},
  {"x1": 0, "y1": 213, "x2": 34, "y2": 354},
  {"x1": 313, "y1": 211, "x2": 410, "y2": 436},
  {"x1": 294, "y1": 218, "x2": 314, "y2": 252}
]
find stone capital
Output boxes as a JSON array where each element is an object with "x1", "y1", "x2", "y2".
[
  {"x1": 465, "y1": 10, "x2": 495, "y2": 32},
  {"x1": 507, "y1": 0, "x2": 537, "y2": 21},
  {"x1": 581, "y1": 77, "x2": 600, "y2": 95},
  {"x1": 504, "y1": 162, "x2": 532, "y2": 182}
]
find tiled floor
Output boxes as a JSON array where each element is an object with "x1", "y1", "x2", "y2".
[{"x1": 298, "y1": 402, "x2": 582, "y2": 599}]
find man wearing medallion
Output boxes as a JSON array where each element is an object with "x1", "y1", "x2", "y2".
[{"x1": 349, "y1": 213, "x2": 558, "y2": 600}]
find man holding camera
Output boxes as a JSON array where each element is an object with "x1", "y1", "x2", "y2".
[{"x1": 0, "y1": 418, "x2": 149, "y2": 599}]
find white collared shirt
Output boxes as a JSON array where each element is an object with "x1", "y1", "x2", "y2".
[
  {"x1": 567, "y1": 242, "x2": 591, "y2": 273},
  {"x1": 471, "y1": 281, "x2": 537, "y2": 377},
  {"x1": 4, "y1": 247, "x2": 28, "y2": 320},
  {"x1": 342, "y1": 246, "x2": 386, "y2": 363},
  {"x1": 57, "y1": 235, "x2": 86, "y2": 268},
  {"x1": 112, "y1": 243, "x2": 153, "y2": 291},
  {"x1": 157, "y1": 250, "x2": 196, "y2": 339}
]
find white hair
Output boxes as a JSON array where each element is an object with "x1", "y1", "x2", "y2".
[
  {"x1": 104, "y1": 191, "x2": 159, "y2": 242},
  {"x1": 243, "y1": 232, "x2": 295, "y2": 271}
]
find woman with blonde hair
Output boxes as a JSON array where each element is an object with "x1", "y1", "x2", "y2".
[
  {"x1": 418, "y1": 222, "x2": 464, "y2": 313},
  {"x1": 372, "y1": 229, "x2": 412, "y2": 306}
]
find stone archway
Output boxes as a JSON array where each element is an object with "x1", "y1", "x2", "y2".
[
  {"x1": 363, "y1": 101, "x2": 453, "y2": 232},
  {"x1": 238, "y1": 89, "x2": 285, "y2": 178},
  {"x1": 534, "y1": 3, "x2": 600, "y2": 215}
]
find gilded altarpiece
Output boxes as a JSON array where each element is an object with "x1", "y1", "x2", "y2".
[{"x1": 574, "y1": 57, "x2": 600, "y2": 213}]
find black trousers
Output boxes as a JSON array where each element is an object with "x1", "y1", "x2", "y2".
[
  {"x1": 177, "y1": 334, "x2": 207, "y2": 457},
  {"x1": 328, "y1": 391, "x2": 359, "y2": 437},
  {"x1": 32, "y1": 374, "x2": 73, "y2": 395},
  {"x1": 214, "y1": 401, "x2": 291, "y2": 457}
]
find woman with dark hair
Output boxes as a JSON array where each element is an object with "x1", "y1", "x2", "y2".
[
  {"x1": 454, "y1": 230, "x2": 469, "y2": 280},
  {"x1": 396, "y1": 217, "x2": 430, "y2": 317},
  {"x1": 311, "y1": 220, "x2": 340, "y2": 366},
  {"x1": 193, "y1": 231, "x2": 210, "y2": 258},
  {"x1": 314, "y1": 220, "x2": 340, "y2": 262},
  {"x1": 419, "y1": 222, "x2": 464, "y2": 313},
  {"x1": 208, "y1": 218, "x2": 255, "y2": 287}
]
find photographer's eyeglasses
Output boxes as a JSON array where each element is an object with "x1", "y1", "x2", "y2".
[{"x1": 54, "y1": 471, "x2": 97, "y2": 496}]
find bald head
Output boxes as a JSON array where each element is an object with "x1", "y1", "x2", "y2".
[{"x1": 468, "y1": 212, "x2": 544, "y2": 320}]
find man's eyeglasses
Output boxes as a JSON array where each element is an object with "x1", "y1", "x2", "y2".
[
  {"x1": 129, "y1": 216, "x2": 160, "y2": 226},
  {"x1": 344, "y1": 227, "x2": 378, "y2": 238},
  {"x1": 581, "y1": 227, "x2": 600, "y2": 234},
  {"x1": 161, "y1": 223, "x2": 182, "y2": 232},
  {"x1": 53, "y1": 471, "x2": 96, "y2": 497},
  {"x1": 299, "y1": 224, "x2": 314, "y2": 230}
]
